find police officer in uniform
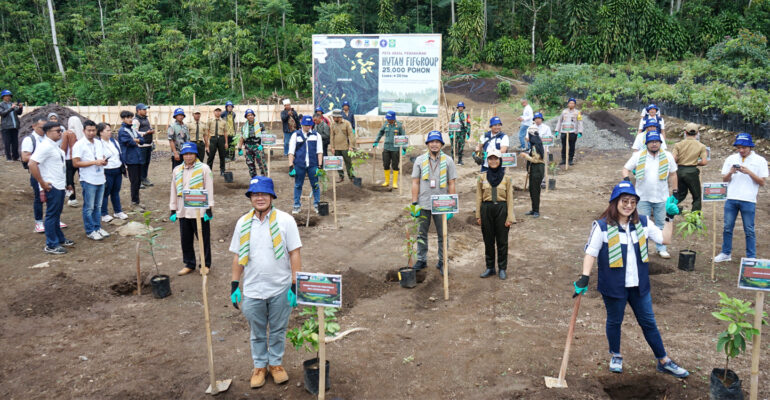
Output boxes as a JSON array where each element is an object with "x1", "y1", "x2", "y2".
[{"x1": 555, "y1": 98, "x2": 583, "y2": 166}]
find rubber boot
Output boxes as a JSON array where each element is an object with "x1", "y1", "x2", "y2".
[
  {"x1": 381, "y1": 170, "x2": 391, "y2": 187},
  {"x1": 392, "y1": 170, "x2": 399, "y2": 189}
]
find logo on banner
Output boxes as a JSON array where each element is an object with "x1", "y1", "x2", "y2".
[
  {"x1": 379, "y1": 39, "x2": 388, "y2": 47},
  {"x1": 425, "y1": 39, "x2": 436, "y2": 46},
  {"x1": 389, "y1": 39, "x2": 396, "y2": 47}
]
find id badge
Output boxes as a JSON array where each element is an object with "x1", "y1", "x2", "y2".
[{"x1": 430, "y1": 179, "x2": 436, "y2": 188}]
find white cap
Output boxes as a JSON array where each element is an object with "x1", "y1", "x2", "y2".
[
  {"x1": 486, "y1": 148, "x2": 502, "y2": 159},
  {"x1": 282, "y1": 99, "x2": 291, "y2": 105}
]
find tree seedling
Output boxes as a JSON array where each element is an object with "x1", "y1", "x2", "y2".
[
  {"x1": 676, "y1": 210, "x2": 706, "y2": 249},
  {"x1": 316, "y1": 168, "x2": 329, "y2": 200},
  {"x1": 287, "y1": 306, "x2": 341, "y2": 355},
  {"x1": 137, "y1": 211, "x2": 164, "y2": 275},
  {"x1": 712, "y1": 292, "x2": 768, "y2": 383},
  {"x1": 347, "y1": 149, "x2": 370, "y2": 177},
  {"x1": 403, "y1": 204, "x2": 426, "y2": 267}
]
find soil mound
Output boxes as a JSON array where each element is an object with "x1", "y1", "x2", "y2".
[
  {"x1": 589, "y1": 110, "x2": 634, "y2": 144},
  {"x1": 9, "y1": 272, "x2": 104, "y2": 317},
  {"x1": 444, "y1": 78, "x2": 514, "y2": 104},
  {"x1": 19, "y1": 104, "x2": 87, "y2": 135},
  {"x1": 341, "y1": 268, "x2": 391, "y2": 310}
]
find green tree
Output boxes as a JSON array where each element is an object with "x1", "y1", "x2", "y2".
[
  {"x1": 448, "y1": 0, "x2": 484, "y2": 62},
  {"x1": 378, "y1": 0, "x2": 396, "y2": 33}
]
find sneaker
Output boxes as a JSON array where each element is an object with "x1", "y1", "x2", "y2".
[
  {"x1": 114, "y1": 212, "x2": 129, "y2": 220},
  {"x1": 609, "y1": 355, "x2": 623, "y2": 373},
  {"x1": 142, "y1": 179, "x2": 154, "y2": 187},
  {"x1": 313, "y1": 205, "x2": 319, "y2": 214},
  {"x1": 532, "y1": 212, "x2": 540, "y2": 218},
  {"x1": 59, "y1": 221, "x2": 68, "y2": 228},
  {"x1": 525, "y1": 210, "x2": 535, "y2": 216},
  {"x1": 714, "y1": 253, "x2": 732, "y2": 263},
  {"x1": 34, "y1": 222, "x2": 45, "y2": 233},
  {"x1": 65, "y1": 189, "x2": 73, "y2": 198},
  {"x1": 102, "y1": 214, "x2": 114, "y2": 223},
  {"x1": 659, "y1": 250, "x2": 671, "y2": 259},
  {"x1": 98, "y1": 228, "x2": 110, "y2": 238},
  {"x1": 456, "y1": 161, "x2": 464, "y2": 166},
  {"x1": 62, "y1": 239, "x2": 75, "y2": 247},
  {"x1": 569, "y1": 160, "x2": 575, "y2": 166},
  {"x1": 559, "y1": 160, "x2": 566, "y2": 165},
  {"x1": 68, "y1": 199, "x2": 79, "y2": 207},
  {"x1": 131, "y1": 203, "x2": 144, "y2": 211},
  {"x1": 657, "y1": 359, "x2": 689, "y2": 378},
  {"x1": 140, "y1": 183, "x2": 147, "y2": 189},
  {"x1": 87, "y1": 231, "x2": 103, "y2": 241},
  {"x1": 44, "y1": 246, "x2": 66, "y2": 255},
  {"x1": 292, "y1": 206, "x2": 301, "y2": 214}
]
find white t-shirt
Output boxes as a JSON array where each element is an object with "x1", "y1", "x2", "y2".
[
  {"x1": 521, "y1": 104, "x2": 533, "y2": 126},
  {"x1": 288, "y1": 130, "x2": 323, "y2": 166},
  {"x1": 585, "y1": 220, "x2": 664, "y2": 287},
  {"x1": 624, "y1": 150, "x2": 677, "y2": 203},
  {"x1": 30, "y1": 136, "x2": 67, "y2": 190},
  {"x1": 229, "y1": 208, "x2": 302, "y2": 300},
  {"x1": 21, "y1": 132, "x2": 45, "y2": 154},
  {"x1": 632, "y1": 131, "x2": 668, "y2": 151},
  {"x1": 72, "y1": 137, "x2": 106, "y2": 185},
  {"x1": 102, "y1": 139, "x2": 123, "y2": 169},
  {"x1": 721, "y1": 152, "x2": 769, "y2": 203}
]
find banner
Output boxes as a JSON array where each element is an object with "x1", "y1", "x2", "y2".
[{"x1": 312, "y1": 34, "x2": 441, "y2": 117}]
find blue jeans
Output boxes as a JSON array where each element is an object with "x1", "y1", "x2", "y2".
[
  {"x1": 241, "y1": 287, "x2": 292, "y2": 368},
  {"x1": 81, "y1": 182, "x2": 105, "y2": 234},
  {"x1": 637, "y1": 200, "x2": 666, "y2": 252},
  {"x1": 44, "y1": 188, "x2": 67, "y2": 248},
  {"x1": 283, "y1": 132, "x2": 291, "y2": 156},
  {"x1": 102, "y1": 168, "x2": 123, "y2": 215},
  {"x1": 518, "y1": 124, "x2": 530, "y2": 149},
  {"x1": 293, "y1": 164, "x2": 320, "y2": 208},
  {"x1": 30, "y1": 175, "x2": 43, "y2": 221},
  {"x1": 603, "y1": 287, "x2": 667, "y2": 359},
  {"x1": 721, "y1": 199, "x2": 756, "y2": 258}
]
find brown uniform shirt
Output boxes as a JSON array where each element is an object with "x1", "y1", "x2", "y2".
[
  {"x1": 206, "y1": 118, "x2": 226, "y2": 139},
  {"x1": 672, "y1": 138, "x2": 707, "y2": 166},
  {"x1": 187, "y1": 120, "x2": 208, "y2": 142},
  {"x1": 476, "y1": 174, "x2": 515, "y2": 223},
  {"x1": 330, "y1": 120, "x2": 355, "y2": 150}
]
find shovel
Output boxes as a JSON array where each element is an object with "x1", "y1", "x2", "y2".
[{"x1": 544, "y1": 294, "x2": 582, "y2": 389}]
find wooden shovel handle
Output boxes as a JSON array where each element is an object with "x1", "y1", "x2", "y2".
[{"x1": 557, "y1": 295, "x2": 582, "y2": 383}]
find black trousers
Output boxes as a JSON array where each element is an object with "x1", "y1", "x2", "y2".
[
  {"x1": 560, "y1": 132, "x2": 578, "y2": 162},
  {"x1": 140, "y1": 146, "x2": 152, "y2": 181},
  {"x1": 676, "y1": 166, "x2": 702, "y2": 211},
  {"x1": 195, "y1": 141, "x2": 206, "y2": 163},
  {"x1": 480, "y1": 202, "x2": 509, "y2": 270},
  {"x1": 2, "y1": 128, "x2": 19, "y2": 160},
  {"x1": 65, "y1": 159, "x2": 77, "y2": 200},
  {"x1": 171, "y1": 156, "x2": 182, "y2": 171},
  {"x1": 207, "y1": 136, "x2": 227, "y2": 172},
  {"x1": 127, "y1": 164, "x2": 142, "y2": 203},
  {"x1": 528, "y1": 163, "x2": 545, "y2": 212},
  {"x1": 179, "y1": 217, "x2": 211, "y2": 269},
  {"x1": 382, "y1": 150, "x2": 400, "y2": 171}
]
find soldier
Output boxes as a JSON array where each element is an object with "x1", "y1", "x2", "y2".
[
  {"x1": 206, "y1": 107, "x2": 229, "y2": 176},
  {"x1": 187, "y1": 110, "x2": 208, "y2": 162},
  {"x1": 450, "y1": 101, "x2": 471, "y2": 165},
  {"x1": 554, "y1": 98, "x2": 583, "y2": 166},
  {"x1": 373, "y1": 111, "x2": 405, "y2": 188},
  {"x1": 167, "y1": 108, "x2": 190, "y2": 170},
  {"x1": 238, "y1": 109, "x2": 267, "y2": 178}
]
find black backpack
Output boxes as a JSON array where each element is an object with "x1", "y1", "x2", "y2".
[{"x1": 21, "y1": 134, "x2": 38, "y2": 170}]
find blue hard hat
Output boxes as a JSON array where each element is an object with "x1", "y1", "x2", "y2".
[
  {"x1": 425, "y1": 130, "x2": 444, "y2": 145},
  {"x1": 179, "y1": 142, "x2": 198, "y2": 155},
  {"x1": 315, "y1": 106, "x2": 324, "y2": 113},
  {"x1": 489, "y1": 116, "x2": 502, "y2": 127},
  {"x1": 342, "y1": 100, "x2": 350, "y2": 107},
  {"x1": 643, "y1": 119, "x2": 660, "y2": 130},
  {"x1": 173, "y1": 108, "x2": 185, "y2": 118},
  {"x1": 244, "y1": 109, "x2": 255, "y2": 118},
  {"x1": 385, "y1": 111, "x2": 396, "y2": 120},
  {"x1": 1, "y1": 89, "x2": 13, "y2": 97},
  {"x1": 457, "y1": 101, "x2": 465, "y2": 108},
  {"x1": 533, "y1": 112, "x2": 544, "y2": 121},
  {"x1": 609, "y1": 181, "x2": 640, "y2": 203},
  {"x1": 225, "y1": 101, "x2": 234, "y2": 107},
  {"x1": 733, "y1": 132, "x2": 755, "y2": 147},
  {"x1": 568, "y1": 97, "x2": 577, "y2": 104},
  {"x1": 301, "y1": 115, "x2": 314, "y2": 126},
  {"x1": 245, "y1": 176, "x2": 277, "y2": 199},
  {"x1": 645, "y1": 131, "x2": 662, "y2": 144},
  {"x1": 646, "y1": 104, "x2": 659, "y2": 112}
]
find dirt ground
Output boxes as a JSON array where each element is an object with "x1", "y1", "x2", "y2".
[{"x1": 1, "y1": 101, "x2": 769, "y2": 400}]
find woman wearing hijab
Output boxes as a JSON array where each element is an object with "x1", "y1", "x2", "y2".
[
  {"x1": 520, "y1": 125, "x2": 545, "y2": 217},
  {"x1": 475, "y1": 148, "x2": 514, "y2": 280}
]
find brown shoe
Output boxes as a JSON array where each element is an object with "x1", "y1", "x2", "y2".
[
  {"x1": 177, "y1": 267, "x2": 194, "y2": 276},
  {"x1": 269, "y1": 365, "x2": 289, "y2": 384},
  {"x1": 250, "y1": 367, "x2": 267, "y2": 388}
]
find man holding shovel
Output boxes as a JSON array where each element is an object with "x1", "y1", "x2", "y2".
[
  {"x1": 169, "y1": 142, "x2": 214, "y2": 276},
  {"x1": 229, "y1": 176, "x2": 301, "y2": 389}
]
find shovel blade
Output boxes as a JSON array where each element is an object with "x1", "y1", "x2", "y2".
[
  {"x1": 205, "y1": 379, "x2": 232, "y2": 395},
  {"x1": 544, "y1": 376, "x2": 567, "y2": 388}
]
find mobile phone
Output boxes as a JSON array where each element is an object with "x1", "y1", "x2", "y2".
[{"x1": 733, "y1": 164, "x2": 741, "y2": 169}]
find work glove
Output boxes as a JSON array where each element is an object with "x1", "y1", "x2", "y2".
[
  {"x1": 315, "y1": 169, "x2": 322, "y2": 177},
  {"x1": 231, "y1": 281, "x2": 242, "y2": 309},
  {"x1": 238, "y1": 149, "x2": 243, "y2": 156},
  {"x1": 203, "y1": 208, "x2": 213, "y2": 222},
  {"x1": 466, "y1": 134, "x2": 471, "y2": 140},
  {"x1": 554, "y1": 131, "x2": 559, "y2": 138},
  {"x1": 289, "y1": 167, "x2": 296, "y2": 177},
  {"x1": 169, "y1": 211, "x2": 177, "y2": 222},
  {"x1": 401, "y1": 148, "x2": 406, "y2": 156},
  {"x1": 372, "y1": 142, "x2": 378, "y2": 148},
  {"x1": 578, "y1": 133, "x2": 583, "y2": 138},
  {"x1": 665, "y1": 195, "x2": 680, "y2": 218},
  {"x1": 287, "y1": 283, "x2": 298, "y2": 308},
  {"x1": 257, "y1": 145, "x2": 263, "y2": 151},
  {"x1": 410, "y1": 202, "x2": 422, "y2": 218},
  {"x1": 447, "y1": 213, "x2": 454, "y2": 221},
  {"x1": 622, "y1": 176, "x2": 631, "y2": 182},
  {"x1": 449, "y1": 133, "x2": 454, "y2": 139},
  {"x1": 472, "y1": 152, "x2": 484, "y2": 166},
  {"x1": 573, "y1": 274, "x2": 589, "y2": 298}
]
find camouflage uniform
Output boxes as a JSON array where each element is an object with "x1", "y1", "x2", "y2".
[
  {"x1": 241, "y1": 121, "x2": 267, "y2": 178},
  {"x1": 450, "y1": 110, "x2": 471, "y2": 164}
]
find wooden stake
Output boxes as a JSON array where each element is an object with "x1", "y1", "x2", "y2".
[
  {"x1": 267, "y1": 147, "x2": 271, "y2": 178},
  {"x1": 371, "y1": 148, "x2": 376, "y2": 183},
  {"x1": 398, "y1": 150, "x2": 403, "y2": 196},
  {"x1": 135, "y1": 242, "x2": 141, "y2": 296},
  {"x1": 193, "y1": 92, "x2": 196, "y2": 107},
  {"x1": 545, "y1": 147, "x2": 550, "y2": 192},
  {"x1": 332, "y1": 172, "x2": 338, "y2": 228},
  {"x1": 749, "y1": 291, "x2": 764, "y2": 400},
  {"x1": 197, "y1": 209, "x2": 217, "y2": 395},
  {"x1": 317, "y1": 306, "x2": 327, "y2": 400},
  {"x1": 711, "y1": 202, "x2": 717, "y2": 281},
  {"x1": 442, "y1": 214, "x2": 449, "y2": 300}
]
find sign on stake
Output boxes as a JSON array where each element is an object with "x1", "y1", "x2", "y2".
[{"x1": 703, "y1": 182, "x2": 728, "y2": 281}]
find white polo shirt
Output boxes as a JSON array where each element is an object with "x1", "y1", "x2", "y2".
[
  {"x1": 21, "y1": 132, "x2": 45, "y2": 154},
  {"x1": 72, "y1": 137, "x2": 106, "y2": 185},
  {"x1": 721, "y1": 152, "x2": 769, "y2": 203},
  {"x1": 624, "y1": 150, "x2": 677, "y2": 203},
  {"x1": 30, "y1": 136, "x2": 67, "y2": 190},
  {"x1": 229, "y1": 208, "x2": 302, "y2": 300}
]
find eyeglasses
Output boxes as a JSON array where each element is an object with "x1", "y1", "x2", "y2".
[{"x1": 620, "y1": 198, "x2": 637, "y2": 206}]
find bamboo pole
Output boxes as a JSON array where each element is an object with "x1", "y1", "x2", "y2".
[
  {"x1": 442, "y1": 214, "x2": 449, "y2": 300},
  {"x1": 317, "y1": 306, "x2": 327, "y2": 400},
  {"x1": 749, "y1": 291, "x2": 765, "y2": 400},
  {"x1": 135, "y1": 242, "x2": 141, "y2": 295},
  {"x1": 711, "y1": 202, "x2": 717, "y2": 281}
]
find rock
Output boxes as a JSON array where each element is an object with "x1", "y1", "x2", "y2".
[
  {"x1": 218, "y1": 239, "x2": 224, "y2": 243},
  {"x1": 118, "y1": 221, "x2": 147, "y2": 236},
  {"x1": 111, "y1": 218, "x2": 127, "y2": 226},
  {"x1": 29, "y1": 261, "x2": 51, "y2": 269},
  {"x1": 79, "y1": 355, "x2": 88, "y2": 361}
]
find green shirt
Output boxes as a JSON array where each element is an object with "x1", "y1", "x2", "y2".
[{"x1": 375, "y1": 121, "x2": 405, "y2": 152}]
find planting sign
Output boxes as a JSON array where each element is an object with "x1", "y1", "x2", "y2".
[
  {"x1": 702, "y1": 182, "x2": 728, "y2": 202},
  {"x1": 296, "y1": 272, "x2": 342, "y2": 308},
  {"x1": 312, "y1": 34, "x2": 441, "y2": 117},
  {"x1": 394, "y1": 135, "x2": 409, "y2": 147},
  {"x1": 738, "y1": 258, "x2": 770, "y2": 291},
  {"x1": 262, "y1": 134, "x2": 276, "y2": 146},
  {"x1": 323, "y1": 156, "x2": 344, "y2": 171},
  {"x1": 182, "y1": 189, "x2": 209, "y2": 209},
  {"x1": 501, "y1": 153, "x2": 517, "y2": 167},
  {"x1": 541, "y1": 135, "x2": 554, "y2": 147},
  {"x1": 431, "y1": 194, "x2": 459, "y2": 214}
]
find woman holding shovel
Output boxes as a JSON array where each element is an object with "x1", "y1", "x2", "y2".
[
  {"x1": 475, "y1": 148, "x2": 514, "y2": 280},
  {"x1": 572, "y1": 181, "x2": 688, "y2": 378}
]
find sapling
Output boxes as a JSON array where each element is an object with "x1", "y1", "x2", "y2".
[
  {"x1": 316, "y1": 168, "x2": 329, "y2": 200},
  {"x1": 676, "y1": 210, "x2": 706, "y2": 248},
  {"x1": 403, "y1": 204, "x2": 426, "y2": 267},
  {"x1": 287, "y1": 306, "x2": 341, "y2": 356},
  {"x1": 346, "y1": 149, "x2": 369, "y2": 177},
  {"x1": 712, "y1": 292, "x2": 768, "y2": 382},
  {"x1": 548, "y1": 161, "x2": 558, "y2": 177},
  {"x1": 137, "y1": 211, "x2": 164, "y2": 275}
]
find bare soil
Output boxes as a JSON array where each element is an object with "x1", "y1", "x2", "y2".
[{"x1": 1, "y1": 104, "x2": 769, "y2": 399}]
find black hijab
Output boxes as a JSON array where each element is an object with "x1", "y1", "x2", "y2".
[
  {"x1": 486, "y1": 158, "x2": 505, "y2": 187},
  {"x1": 529, "y1": 131, "x2": 544, "y2": 160}
]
